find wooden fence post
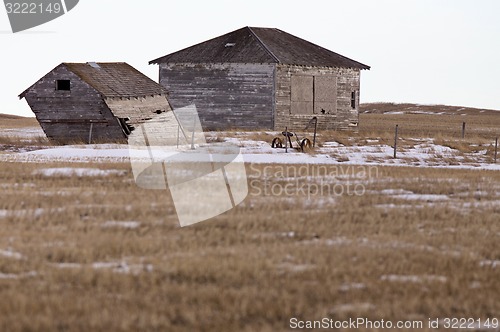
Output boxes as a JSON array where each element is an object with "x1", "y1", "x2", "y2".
[
  {"x1": 495, "y1": 137, "x2": 498, "y2": 163},
  {"x1": 285, "y1": 127, "x2": 288, "y2": 153},
  {"x1": 88, "y1": 123, "x2": 93, "y2": 144},
  {"x1": 312, "y1": 118, "x2": 318, "y2": 148},
  {"x1": 393, "y1": 124, "x2": 398, "y2": 159},
  {"x1": 462, "y1": 122, "x2": 466, "y2": 139}
]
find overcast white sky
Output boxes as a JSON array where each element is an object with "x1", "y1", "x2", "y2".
[{"x1": 1, "y1": 0, "x2": 499, "y2": 117}]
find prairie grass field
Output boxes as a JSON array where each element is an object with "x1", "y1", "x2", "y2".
[
  {"x1": 359, "y1": 102, "x2": 500, "y2": 137},
  {"x1": 0, "y1": 104, "x2": 499, "y2": 331}
]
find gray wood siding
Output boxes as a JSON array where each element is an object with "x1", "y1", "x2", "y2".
[
  {"x1": 275, "y1": 64, "x2": 360, "y2": 131},
  {"x1": 23, "y1": 65, "x2": 125, "y2": 142},
  {"x1": 159, "y1": 63, "x2": 275, "y2": 130}
]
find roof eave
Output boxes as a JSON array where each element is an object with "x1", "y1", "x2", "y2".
[
  {"x1": 18, "y1": 90, "x2": 29, "y2": 100},
  {"x1": 19, "y1": 63, "x2": 68, "y2": 100},
  {"x1": 280, "y1": 62, "x2": 370, "y2": 70},
  {"x1": 149, "y1": 57, "x2": 164, "y2": 65}
]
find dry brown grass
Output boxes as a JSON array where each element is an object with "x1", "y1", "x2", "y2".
[
  {"x1": 0, "y1": 108, "x2": 499, "y2": 331},
  {"x1": 0, "y1": 161, "x2": 499, "y2": 331},
  {"x1": 359, "y1": 103, "x2": 500, "y2": 139},
  {"x1": 0, "y1": 114, "x2": 38, "y2": 129}
]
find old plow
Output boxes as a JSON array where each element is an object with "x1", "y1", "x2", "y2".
[{"x1": 270, "y1": 117, "x2": 318, "y2": 153}]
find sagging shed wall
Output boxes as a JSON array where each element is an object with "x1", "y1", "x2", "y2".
[
  {"x1": 104, "y1": 94, "x2": 172, "y2": 127},
  {"x1": 23, "y1": 65, "x2": 125, "y2": 142},
  {"x1": 274, "y1": 64, "x2": 360, "y2": 131},
  {"x1": 158, "y1": 63, "x2": 275, "y2": 130}
]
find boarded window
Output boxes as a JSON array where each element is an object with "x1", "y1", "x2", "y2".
[
  {"x1": 56, "y1": 80, "x2": 71, "y2": 91},
  {"x1": 290, "y1": 75, "x2": 337, "y2": 115},
  {"x1": 314, "y1": 76, "x2": 337, "y2": 115},
  {"x1": 291, "y1": 75, "x2": 313, "y2": 115}
]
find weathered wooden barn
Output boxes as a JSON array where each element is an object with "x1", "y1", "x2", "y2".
[
  {"x1": 19, "y1": 62, "x2": 171, "y2": 143},
  {"x1": 150, "y1": 26, "x2": 370, "y2": 131}
]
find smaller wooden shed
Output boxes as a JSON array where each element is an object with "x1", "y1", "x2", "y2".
[{"x1": 19, "y1": 62, "x2": 171, "y2": 143}]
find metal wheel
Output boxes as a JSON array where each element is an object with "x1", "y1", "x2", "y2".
[
  {"x1": 300, "y1": 138, "x2": 312, "y2": 152},
  {"x1": 271, "y1": 137, "x2": 283, "y2": 148}
]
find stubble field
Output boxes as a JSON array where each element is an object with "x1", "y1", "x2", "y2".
[{"x1": 0, "y1": 103, "x2": 499, "y2": 331}]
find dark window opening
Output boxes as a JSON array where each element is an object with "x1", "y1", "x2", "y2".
[
  {"x1": 351, "y1": 91, "x2": 357, "y2": 109},
  {"x1": 56, "y1": 80, "x2": 71, "y2": 91}
]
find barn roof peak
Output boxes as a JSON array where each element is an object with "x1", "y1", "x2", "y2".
[
  {"x1": 20, "y1": 62, "x2": 167, "y2": 99},
  {"x1": 149, "y1": 26, "x2": 370, "y2": 70}
]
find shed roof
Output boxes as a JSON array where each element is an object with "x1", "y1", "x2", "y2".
[
  {"x1": 149, "y1": 27, "x2": 370, "y2": 70},
  {"x1": 20, "y1": 62, "x2": 167, "y2": 99}
]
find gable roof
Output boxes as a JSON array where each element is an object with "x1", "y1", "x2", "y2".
[
  {"x1": 149, "y1": 27, "x2": 370, "y2": 70},
  {"x1": 20, "y1": 62, "x2": 167, "y2": 99}
]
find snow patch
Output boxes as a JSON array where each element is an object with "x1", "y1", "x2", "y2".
[
  {"x1": 34, "y1": 168, "x2": 125, "y2": 177},
  {"x1": 1, "y1": 134, "x2": 499, "y2": 171},
  {"x1": 378, "y1": 189, "x2": 414, "y2": 195},
  {"x1": 339, "y1": 283, "x2": 366, "y2": 291},
  {"x1": 381, "y1": 274, "x2": 447, "y2": 283},
  {"x1": 0, "y1": 208, "x2": 46, "y2": 218},
  {"x1": 0, "y1": 271, "x2": 37, "y2": 279},
  {"x1": 92, "y1": 261, "x2": 153, "y2": 274},
  {"x1": 276, "y1": 262, "x2": 315, "y2": 273},
  {"x1": 397, "y1": 194, "x2": 450, "y2": 201},
  {"x1": 332, "y1": 302, "x2": 375, "y2": 313},
  {"x1": 0, "y1": 249, "x2": 24, "y2": 260},
  {"x1": 53, "y1": 261, "x2": 153, "y2": 274},
  {"x1": 53, "y1": 263, "x2": 82, "y2": 269},
  {"x1": 101, "y1": 221, "x2": 141, "y2": 229},
  {"x1": 301, "y1": 237, "x2": 352, "y2": 246},
  {"x1": 479, "y1": 260, "x2": 500, "y2": 268}
]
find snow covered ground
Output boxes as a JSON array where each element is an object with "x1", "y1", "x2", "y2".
[
  {"x1": 34, "y1": 167, "x2": 126, "y2": 177},
  {"x1": 1, "y1": 130, "x2": 499, "y2": 171}
]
